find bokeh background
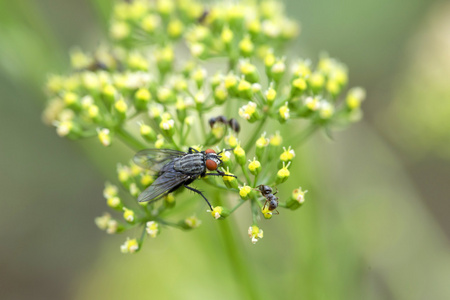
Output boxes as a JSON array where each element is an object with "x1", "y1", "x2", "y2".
[{"x1": 1, "y1": 0, "x2": 450, "y2": 299}]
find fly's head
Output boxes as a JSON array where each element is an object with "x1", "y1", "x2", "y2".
[{"x1": 204, "y1": 149, "x2": 222, "y2": 171}]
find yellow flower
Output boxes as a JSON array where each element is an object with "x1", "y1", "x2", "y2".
[
  {"x1": 120, "y1": 238, "x2": 139, "y2": 253},
  {"x1": 248, "y1": 225, "x2": 264, "y2": 244}
]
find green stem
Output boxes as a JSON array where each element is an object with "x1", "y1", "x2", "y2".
[
  {"x1": 229, "y1": 199, "x2": 246, "y2": 214},
  {"x1": 216, "y1": 195, "x2": 260, "y2": 300},
  {"x1": 244, "y1": 116, "x2": 267, "y2": 153},
  {"x1": 116, "y1": 127, "x2": 147, "y2": 151},
  {"x1": 197, "y1": 110, "x2": 207, "y2": 139},
  {"x1": 252, "y1": 173, "x2": 259, "y2": 187},
  {"x1": 292, "y1": 123, "x2": 319, "y2": 149},
  {"x1": 241, "y1": 165, "x2": 252, "y2": 186},
  {"x1": 138, "y1": 224, "x2": 147, "y2": 248}
]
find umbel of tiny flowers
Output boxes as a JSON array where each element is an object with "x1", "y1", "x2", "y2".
[{"x1": 43, "y1": 0, "x2": 365, "y2": 251}]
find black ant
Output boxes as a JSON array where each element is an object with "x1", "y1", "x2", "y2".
[
  {"x1": 255, "y1": 184, "x2": 279, "y2": 215},
  {"x1": 208, "y1": 115, "x2": 240, "y2": 133}
]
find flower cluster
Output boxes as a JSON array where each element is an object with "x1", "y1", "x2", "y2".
[{"x1": 43, "y1": 0, "x2": 365, "y2": 251}]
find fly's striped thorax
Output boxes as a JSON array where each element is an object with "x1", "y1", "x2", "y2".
[{"x1": 173, "y1": 153, "x2": 205, "y2": 175}]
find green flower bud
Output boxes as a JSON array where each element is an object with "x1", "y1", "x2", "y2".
[
  {"x1": 276, "y1": 162, "x2": 291, "y2": 184},
  {"x1": 221, "y1": 26, "x2": 233, "y2": 46},
  {"x1": 156, "y1": 0, "x2": 174, "y2": 15},
  {"x1": 224, "y1": 73, "x2": 238, "y2": 95},
  {"x1": 97, "y1": 128, "x2": 112, "y2": 147},
  {"x1": 304, "y1": 96, "x2": 321, "y2": 112},
  {"x1": 176, "y1": 97, "x2": 187, "y2": 122},
  {"x1": 209, "y1": 206, "x2": 230, "y2": 219},
  {"x1": 107, "y1": 196, "x2": 123, "y2": 210},
  {"x1": 293, "y1": 59, "x2": 312, "y2": 77},
  {"x1": 129, "y1": 183, "x2": 141, "y2": 198},
  {"x1": 239, "y1": 185, "x2": 252, "y2": 200},
  {"x1": 238, "y1": 78, "x2": 253, "y2": 99},
  {"x1": 134, "y1": 88, "x2": 151, "y2": 111},
  {"x1": 308, "y1": 71, "x2": 325, "y2": 93},
  {"x1": 248, "y1": 158, "x2": 261, "y2": 175},
  {"x1": 291, "y1": 77, "x2": 307, "y2": 97},
  {"x1": 265, "y1": 85, "x2": 277, "y2": 105},
  {"x1": 140, "y1": 171, "x2": 154, "y2": 187},
  {"x1": 63, "y1": 92, "x2": 80, "y2": 109},
  {"x1": 102, "y1": 84, "x2": 116, "y2": 103},
  {"x1": 114, "y1": 98, "x2": 128, "y2": 119},
  {"x1": 239, "y1": 35, "x2": 254, "y2": 57},
  {"x1": 127, "y1": 52, "x2": 149, "y2": 71},
  {"x1": 157, "y1": 86, "x2": 175, "y2": 104},
  {"x1": 238, "y1": 101, "x2": 259, "y2": 123},
  {"x1": 278, "y1": 102, "x2": 290, "y2": 123},
  {"x1": 182, "y1": 216, "x2": 202, "y2": 229},
  {"x1": 156, "y1": 45, "x2": 174, "y2": 73},
  {"x1": 189, "y1": 43, "x2": 206, "y2": 59},
  {"x1": 211, "y1": 73, "x2": 223, "y2": 90},
  {"x1": 255, "y1": 132, "x2": 269, "y2": 159},
  {"x1": 225, "y1": 134, "x2": 238, "y2": 148},
  {"x1": 222, "y1": 151, "x2": 232, "y2": 168},
  {"x1": 123, "y1": 207, "x2": 136, "y2": 223},
  {"x1": 222, "y1": 168, "x2": 238, "y2": 189},
  {"x1": 159, "y1": 116, "x2": 175, "y2": 137},
  {"x1": 117, "y1": 164, "x2": 131, "y2": 187},
  {"x1": 233, "y1": 144, "x2": 246, "y2": 166},
  {"x1": 319, "y1": 100, "x2": 334, "y2": 120},
  {"x1": 149, "y1": 104, "x2": 163, "y2": 124},
  {"x1": 346, "y1": 87, "x2": 366, "y2": 110},
  {"x1": 95, "y1": 212, "x2": 111, "y2": 230},
  {"x1": 280, "y1": 146, "x2": 295, "y2": 163},
  {"x1": 87, "y1": 105, "x2": 101, "y2": 123},
  {"x1": 139, "y1": 122, "x2": 157, "y2": 142},
  {"x1": 141, "y1": 14, "x2": 161, "y2": 33},
  {"x1": 326, "y1": 78, "x2": 341, "y2": 97},
  {"x1": 155, "y1": 134, "x2": 166, "y2": 149},
  {"x1": 164, "y1": 193, "x2": 176, "y2": 208},
  {"x1": 110, "y1": 21, "x2": 130, "y2": 40},
  {"x1": 103, "y1": 182, "x2": 119, "y2": 199},
  {"x1": 194, "y1": 91, "x2": 206, "y2": 111},
  {"x1": 167, "y1": 19, "x2": 184, "y2": 39},
  {"x1": 214, "y1": 84, "x2": 228, "y2": 105},
  {"x1": 192, "y1": 67, "x2": 207, "y2": 89},
  {"x1": 264, "y1": 49, "x2": 275, "y2": 69},
  {"x1": 239, "y1": 60, "x2": 259, "y2": 83},
  {"x1": 270, "y1": 58, "x2": 286, "y2": 82},
  {"x1": 286, "y1": 187, "x2": 308, "y2": 210}
]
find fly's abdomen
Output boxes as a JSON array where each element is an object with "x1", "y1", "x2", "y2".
[{"x1": 174, "y1": 153, "x2": 205, "y2": 175}]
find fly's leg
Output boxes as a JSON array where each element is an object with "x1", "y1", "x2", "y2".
[
  {"x1": 184, "y1": 184, "x2": 213, "y2": 210},
  {"x1": 209, "y1": 169, "x2": 237, "y2": 178}
]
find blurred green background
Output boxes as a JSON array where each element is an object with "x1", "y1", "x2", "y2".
[{"x1": 1, "y1": 0, "x2": 450, "y2": 299}]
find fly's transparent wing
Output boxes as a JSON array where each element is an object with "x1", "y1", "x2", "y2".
[
  {"x1": 133, "y1": 149, "x2": 186, "y2": 172},
  {"x1": 137, "y1": 170, "x2": 189, "y2": 202}
]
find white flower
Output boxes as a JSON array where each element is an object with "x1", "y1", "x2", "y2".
[{"x1": 146, "y1": 221, "x2": 159, "y2": 238}]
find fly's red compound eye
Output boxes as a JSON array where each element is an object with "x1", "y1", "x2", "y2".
[
  {"x1": 205, "y1": 149, "x2": 216, "y2": 154},
  {"x1": 206, "y1": 159, "x2": 218, "y2": 171}
]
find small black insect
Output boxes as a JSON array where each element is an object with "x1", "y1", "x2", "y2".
[
  {"x1": 208, "y1": 115, "x2": 240, "y2": 133},
  {"x1": 197, "y1": 9, "x2": 209, "y2": 24},
  {"x1": 133, "y1": 148, "x2": 235, "y2": 209},
  {"x1": 255, "y1": 184, "x2": 279, "y2": 214}
]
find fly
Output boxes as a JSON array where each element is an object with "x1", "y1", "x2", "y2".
[{"x1": 133, "y1": 148, "x2": 236, "y2": 209}]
